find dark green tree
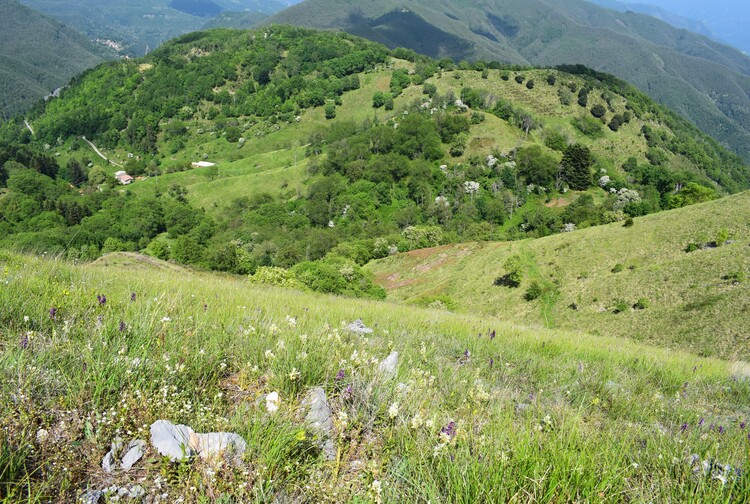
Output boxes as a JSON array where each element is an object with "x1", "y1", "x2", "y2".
[{"x1": 561, "y1": 144, "x2": 593, "y2": 190}]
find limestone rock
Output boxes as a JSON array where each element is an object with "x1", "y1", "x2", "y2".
[
  {"x1": 302, "y1": 387, "x2": 336, "y2": 461},
  {"x1": 121, "y1": 440, "x2": 146, "y2": 470},
  {"x1": 345, "y1": 319, "x2": 373, "y2": 334},
  {"x1": 150, "y1": 420, "x2": 196, "y2": 461},
  {"x1": 377, "y1": 351, "x2": 399, "y2": 380}
]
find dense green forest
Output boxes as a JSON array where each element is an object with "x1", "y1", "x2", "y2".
[{"x1": 1, "y1": 26, "x2": 748, "y2": 297}]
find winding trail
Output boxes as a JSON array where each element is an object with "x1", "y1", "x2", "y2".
[{"x1": 82, "y1": 136, "x2": 123, "y2": 167}]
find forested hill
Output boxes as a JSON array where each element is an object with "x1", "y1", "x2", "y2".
[
  {"x1": 1, "y1": 26, "x2": 748, "y2": 296},
  {"x1": 266, "y1": 0, "x2": 750, "y2": 162},
  {"x1": 0, "y1": 0, "x2": 112, "y2": 119}
]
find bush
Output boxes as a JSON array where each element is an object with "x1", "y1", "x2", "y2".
[
  {"x1": 526, "y1": 79, "x2": 535, "y2": 90},
  {"x1": 577, "y1": 89, "x2": 588, "y2": 107},
  {"x1": 571, "y1": 115, "x2": 603, "y2": 138},
  {"x1": 495, "y1": 254, "x2": 523, "y2": 288},
  {"x1": 515, "y1": 75, "x2": 525, "y2": 84},
  {"x1": 547, "y1": 74, "x2": 556, "y2": 85},
  {"x1": 623, "y1": 217, "x2": 634, "y2": 227},
  {"x1": 716, "y1": 228, "x2": 730, "y2": 246},
  {"x1": 524, "y1": 281, "x2": 544, "y2": 301},
  {"x1": 633, "y1": 298, "x2": 649, "y2": 310},
  {"x1": 684, "y1": 242, "x2": 700, "y2": 253},
  {"x1": 612, "y1": 300, "x2": 630, "y2": 314},
  {"x1": 248, "y1": 266, "x2": 306, "y2": 289},
  {"x1": 723, "y1": 270, "x2": 746, "y2": 285},
  {"x1": 501, "y1": 73, "x2": 509, "y2": 81},
  {"x1": 590, "y1": 104, "x2": 606, "y2": 118},
  {"x1": 611, "y1": 263, "x2": 624, "y2": 273}
]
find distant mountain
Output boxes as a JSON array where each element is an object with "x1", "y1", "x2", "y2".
[
  {"x1": 0, "y1": 0, "x2": 111, "y2": 119},
  {"x1": 587, "y1": 0, "x2": 716, "y2": 40},
  {"x1": 267, "y1": 0, "x2": 750, "y2": 161},
  {"x1": 628, "y1": 0, "x2": 750, "y2": 55},
  {"x1": 202, "y1": 10, "x2": 269, "y2": 29},
  {"x1": 18, "y1": 0, "x2": 303, "y2": 56}
]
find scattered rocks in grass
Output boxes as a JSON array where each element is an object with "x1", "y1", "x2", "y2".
[
  {"x1": 101, "y1": 438, "x2": 146, "y2": 473},
  {"x1": 80, "y1": 485, "x2": 145, "y2": 503},
  {"x1": 514, "y1": 403, "x2": 531, "y2": 413},
  {"x1": 302, "y1": 387, "x2": 336, "y2": 461},
  {"x1": 377, "y1": 351, "x2": 399, "y2": 380},
  {"x1": 149, "y1": 420, "x2": 246, "y2": 463},
  {"x1": 345, "y1": 319, "x2": 373, "y2": 334},
  {"x1": 686, "y1": 454, "x2": 742, "y2": 484}
]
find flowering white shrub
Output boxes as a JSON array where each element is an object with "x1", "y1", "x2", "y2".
[{"x1": 464, "y1": 181, "x2": 480, "y2": 195}]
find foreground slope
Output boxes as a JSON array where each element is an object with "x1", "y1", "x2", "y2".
[
  {"x1": 268, "y1": 0, "x2": 750, "y2": 161},
  {"x1": 0, "y1": 0, "x2": 110, "y2": 118},
  {"x1": 0, "y1": 251, "x2": 748, "y2": 501},
  {"x1": 368, "y1": 191, "x2": 750, "y2": 361}
]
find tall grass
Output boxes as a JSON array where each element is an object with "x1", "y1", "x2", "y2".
[{"x1": 0, "y1": 251, "x2": 748, "y2": 501}]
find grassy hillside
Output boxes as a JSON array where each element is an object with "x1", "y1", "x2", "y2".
[
  {"x1": 1, "y1": 26, "x2": 748, "y2": 287},
  {"x1": 367, "y1": 190, "x2": 750, "y2": 361},
  {"x1": 267, "y1": 0, "x2": 750, "y2": 161},
  {"x1": 0, "y1": 0, "x2": 111, "y2": 119},
  {"x1": 1, "y1": 250, "x2": 749, "y2": 501}
]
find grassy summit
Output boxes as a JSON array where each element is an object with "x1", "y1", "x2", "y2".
[{"x1": 1, "y1": 251, "x2": 749, "y2": 501}]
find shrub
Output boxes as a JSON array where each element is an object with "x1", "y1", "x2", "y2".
[
  {"x1": 495, "y1": 254, "x2": 523, "y2": 288},
  {"x1": 612, "y1": 300, "x2": 629, "y2": 314},
  {"x1": 590, "y1": 104, "x2": 606, "y2": 118},
  {"x1": 684, "y1": 242, "x2": 700, "y2": 253},
  {"x1": 577, "y1": 89, "x2": 588, "y2": 107},
  {"x1": 611, "y1": 263, "x2": 624, "y2": 273},
  {"x1": 608, "y1": 115, "x2": 622, "y2": 131},
  {"x1": 526, "y1": 79, "x2": 535, "y2": 90},
  {"x1": 249, "y1": 266, "x2": 306, "y2": 289},
  {"x1": 715, "y1": 228, "x2": 730, "y2": 246},
  {"x1": 547, "y1": 74, "x2": 556, "y2": 85},
  {"x1": 524, "y1": 281, "x2": 544, "y2": 301},
  {"x1": 633, "y1": 298, "x2": 649, "y2": 310},
  {"x1": 623, "y1": 217, "x2": 634, "y2": 227},
  {"x1": 501, "y1": 73, "x2": 509, "y2": 81},
  {"x1": 515, "y1": 75, "x2": 525, "y2": 84},
  {"x1": 324, "y1": 104, "x2": 336, "y2": 120},
  {"x1": 571, "y1": 115, "x2": 603, "y2": 138},
  {"x1": 723, "y1": 270, "x2": 746, "y2": 285}
]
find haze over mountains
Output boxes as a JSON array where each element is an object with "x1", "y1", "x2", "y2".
[{"x1": 267, "y1": 0, "x2": 750, "y2": 162}]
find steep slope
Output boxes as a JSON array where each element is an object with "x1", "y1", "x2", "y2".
[
  {"x1": 367, "y1": 191, "x2": 750, "y2": 360},
  {"x1": 267, "y1": 0, "x2": 750, "y2": 161},
  {"x1": 18, "y1": 0, "x2": 302, "y2": 56},
  {"x1": 0, "y1": 0, "x2": 111, "y2": 119}
]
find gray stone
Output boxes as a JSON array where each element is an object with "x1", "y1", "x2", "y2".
[
  {"x1": 192, "y1": 432, "x2": 246, "y2": 462},
  {"x1": 515, "y1": 403, "x2": 531, "y2": 413},
  {"x1": 121, "y1": 440, "x2": 146, "y2": 470},
  {"x1": 101, "y1": 438, "x2": 123, "y2": 473},
  {"x1": 377, "y1": 351, "x2": 399, "y2": 380},
  {"x1": 79, "y1": 489, "x2": 102, "y2": 504},
  {"x1": 345, "y1": 319, "x2": 373, "y2": 334},
  {"x1": 302, "y1": 387, "x2": 336, "y2": 461},
  {"x1": 150, "y1": 420, "x2": 196, "y2": 461},
  {"x1": 150, "y1": 420, "x2": 246, "y2": 463}
]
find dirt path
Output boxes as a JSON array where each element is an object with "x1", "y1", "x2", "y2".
[
  {"x1": 24, "y1": 120, "x2": 34, "y2": 136},
  {"x1": 82, "y1": 136, "x2": 123, "y2": 167}
]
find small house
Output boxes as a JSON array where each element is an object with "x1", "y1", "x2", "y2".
[{"x1": 114, "y1": 170, "x2": 134, "y2": 185}]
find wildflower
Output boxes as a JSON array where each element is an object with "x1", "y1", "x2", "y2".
[
  {"x1": 264, "y1": 349, "x2": 275, "y2": 360},
  {"x1": 130, "y1": 292, "x2": 136, "y2": 302},
  {"x1": 97, "y1": 294, "x2": 107, "y2": 306},
  {"x1": 388, "y1": 402, "x2": 400, "y2": 419},
  {"x1": 740, "y1": 422, "x2": 746, "y2": 430},
  {"x1": 203, "y1": 304, "x2": 207, "y2": 312},
  {"x1": 440, "y1": 421, "x2": 457, "y2": 441},
  {"x1": 286, "y1": 316, "x2": 296, "y2": 327},
  {"x1": 343, "y1": 385, "x2": 353, "y2": 401},
  {"x1": 288, "y1": 368, "x2": 301, "y2": 381},
  {"x1": 489, "y1": 358, "x2": 494, "y2": 369},
  {"x1": 699, "y1": 417, "x2": 705, "y2": 427},
  {"x1": 119, "y1": 321, "x2": 126, "y2": 332},
  {"x1": 49, "y1": 307, "x2": 57, "y2": 321},
  {"x1": 680, "y1": 422, "x2": 688, "y2": 433},
  {"x1": 335, "y1": 369, "x2": 345, "y2": 381},
  {"x1": 266, "y1": 392, "x2": 280, "y2": 414},
  {"x1": 23, "y1": 316, "x2": 29, "y2": 322},
  {"x1": 463, "y1": 349, "x2": 471, "y2": 358},
  {"x1": 718, "y1": 425, "x2": 725, "y2": 434},
  {"x1": 490, "y1": 329, "x2": 496, "y2": 340},
  {"x1": 411, "y1": 412, "x2": 424, "y2": 430},
  {"x1": 160, "y1": 316, "x2": 171, "y2": 323},
  {"x1": 19, "y1": 333, "x2": 29, "y2": 349},
  {"x1": 370, "y1": 479, "x2": 382, "y2": 496}
]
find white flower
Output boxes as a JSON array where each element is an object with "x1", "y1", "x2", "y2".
[
  {"x1": 411, "y1": 413, "x2": 424, "y2": 430},
  {"x1": 160, "y1": 316, "x2": 171, "y2": 323},
  {"x1": 288, "y1": 368, "x2": 301, "y2": 381},
  {"x1": 266, "y1": 392, "x2": 280, "y2": 414},
  {"x1": 264, "y1": 349, "x2": 275, "y2": 359},
  {"x1": 464, "y1": 181, "x2": 480, "y2": 195},
  {"x1": 388, "y1": 402, "x2": 400, "y2": 419},
  {"x1": 23, "y1": 316, "x2": 29, "y2": 322},
  {"x1": 370, "y1": 480, "x2": 382, "y2": 495}
]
